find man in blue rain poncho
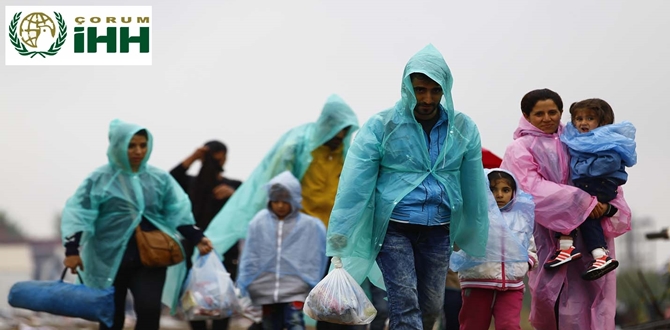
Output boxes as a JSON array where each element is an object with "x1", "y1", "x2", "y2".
[
  {"x1": 204, "y1": 95, "x2": 359, "y2": 263},
  {"x1": 60, "y1": 119, "x2": 214, "y2": 330},
  {"x1": 326, "y1": 45, "x2": 490, "y2": 330}
]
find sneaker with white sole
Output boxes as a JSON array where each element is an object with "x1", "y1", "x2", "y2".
[
  {"x1": 544, "y1": 246, "x2": 582, "y2": 269},
  {"x1": 582, "y1": 255, "x2": 619, "y2": 281}
]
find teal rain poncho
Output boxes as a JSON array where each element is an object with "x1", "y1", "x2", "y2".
[
  {"x1": 204, "y1": 95, "x2": 359, "y2": 260},
  {"x1": 326, "y1": 44, "x2": 490, "y2": 287},
  {"x1": 60, "y1": 119, "x2": 196, "y2": 313}
]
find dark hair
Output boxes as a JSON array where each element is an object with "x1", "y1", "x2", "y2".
[
  {"x1": 204, "y1": 140, "x2": 227, "y2": 154},
  {"x1": 190, "y1": 140, "x2": 227, "y2": 224},
  {"x1": 410, "y1": 72, "x2": 436, "y2": 84},
  {"x1": 569, "y1": 98, "x2": 614, "y2": 126},
  {"x1": 487, "y1": 171, "x2": 516, "y2": 192},
  {"x1": 134, "y1": 129, "x2": 148, "y2": 138},
  {"x1": 268, "y1": 184, "x2": 291, "y2": 202},
  {"x1": 520, "y1": 89, "x2": 563, "y2": 116}
]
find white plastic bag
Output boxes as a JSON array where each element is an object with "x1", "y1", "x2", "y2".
[
  {"x1": 234, "y1": 287, "x2": 262, "y2": 323},
  {"x1": 303, "y1": 257, "x2": 377, "y2": 325},
  {"x1": 180, "y1": 252, "x2": 239, "y2": 320}
]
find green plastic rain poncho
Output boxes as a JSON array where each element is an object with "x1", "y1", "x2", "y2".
[
  {"x1": 60, "y1": 119, "x2": 196, "y2": 313},
  {"x1": 204, "y1": 95, "x2": 359, "y2": 260},
  {"x1": 326, "y1": 44, "x2": 490, "y2": 287}
]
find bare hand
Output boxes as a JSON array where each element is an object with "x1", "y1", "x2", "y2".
[
  {"x1": 64, "y1": 255, "x2": 83, "y2": 274},
  {"x1": 588, "y1": 202, "x2": 608, "y2": 219},
  {"x1": 191, "y1": 146, "x2": 209, "y2": 161},
  {"x1": 182, "y1": 146, "x2": 210, "y2": 168},
  {"x1": 197, "y1": 237, "x2": 214, "y2": 255},
  {"x1": 213, "y1": 184, "x2": 235, "y2": 200}
]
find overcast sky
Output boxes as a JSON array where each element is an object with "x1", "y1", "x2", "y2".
[{"x1": 2, "y1": 0, "x2": 669, "y2": 268}]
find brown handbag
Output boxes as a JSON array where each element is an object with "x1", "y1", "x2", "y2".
[{"x1": 134, "y1": 226, "x2": 184, "y2": 267}]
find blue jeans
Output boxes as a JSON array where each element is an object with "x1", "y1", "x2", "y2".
[
  {"x1": 573, "y1": 178, "x2": 616, "y2": 253},
  {"x1": 262, "y1": 302, "x2": 304, "y2": 330},
  {"x1": 376, "y1": 222, "x2": 450, "y2": 330}
]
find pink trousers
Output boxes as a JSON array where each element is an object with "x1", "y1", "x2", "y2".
[{"x1": 459, "y1": 288, "x2": 524, "y2": 330}]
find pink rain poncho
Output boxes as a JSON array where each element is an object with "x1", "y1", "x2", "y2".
[{"x1": 501, "y1": 117, "x2": 631, "y2": 330}]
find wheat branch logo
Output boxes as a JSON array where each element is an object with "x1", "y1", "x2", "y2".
[{"x1": 8, "y1": 11, "x2": 67, "y2": 58}]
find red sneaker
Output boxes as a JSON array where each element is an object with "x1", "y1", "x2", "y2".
[
  {"x1": 544, "y1": 246, "x2": 582, "y2": 269},
  {"x1": 582, "y1": 255, "x2": 619, "y2": 281}
]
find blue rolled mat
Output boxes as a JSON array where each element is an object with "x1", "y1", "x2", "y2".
[{"x1": 8, "y1": 268, "x2": 115, "y2": 327}]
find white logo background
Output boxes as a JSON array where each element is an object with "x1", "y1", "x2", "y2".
[{"x1": 5, "y1": 6, "x2": 152, "y2": 66}]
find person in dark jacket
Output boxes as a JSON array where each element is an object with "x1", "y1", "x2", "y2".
[{"x1": 170, "y1": 140, "x2": 242, "y2": 330}]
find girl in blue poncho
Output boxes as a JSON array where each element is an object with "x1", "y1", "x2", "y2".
[
  {"x1": 450, "y1": 169, "x2": 536, "y2": 330},
  {"x1": 61, "y1": 119, "x2": 214, "y2": 330},
  {"x1": 236, "y1": 171, "x2": 327, "y2": 330},
  {"x1": 546, "y1": 99, "x2": 637, "y2": 281}
]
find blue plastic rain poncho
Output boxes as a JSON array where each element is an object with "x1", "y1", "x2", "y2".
[
  {"x1": 204, "y1": 95, "x2": 359, "y2": 260},
  {"x1": 560, "y1": 121, "x2": 637, "y2": 181},
  {"x1": 236, "y1": 171, "x2": 327, "y2": 301},
  {"x1": 326, "y1": 44, "x2": 490, "y2": 286},
  {"x1": 450, "y1": 169, "x2": 536, "y2": 287},
  {"x1": 60, "y1": 119, "x2": 196, "y2": 313}
]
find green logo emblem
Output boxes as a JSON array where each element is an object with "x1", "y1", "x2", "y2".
[{"x1": 8, "y1": 11, "x2": 67, "y2": 58}]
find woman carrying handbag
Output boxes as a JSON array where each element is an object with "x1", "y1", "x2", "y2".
[{"x1": 61, "y1": 119, "x2": 214, "y2": 330}]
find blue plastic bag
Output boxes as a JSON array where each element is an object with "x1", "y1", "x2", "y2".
[{"x1": 8, "y1": 269, "x2": 115, "y2": 327}]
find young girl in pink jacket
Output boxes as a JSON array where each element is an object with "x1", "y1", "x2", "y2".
[{"x1": 450, "y1": 169, "x2": 536, "y2": 330}]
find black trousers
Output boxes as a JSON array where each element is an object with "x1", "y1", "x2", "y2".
[
  {"x1": 443, "y1": 288, "x2": 462, "y2": 330},
  {"x1": 99, "y1": 262, "x2": 167, "y2": 330},
  {"x1": 189, "y1": 318, "x2": 230, "y2": 330}
]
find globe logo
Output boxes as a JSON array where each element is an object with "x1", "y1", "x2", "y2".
[
  {"x1": 8, "y1": 11, "x2": 67, "y2": 58},
  {"x1": 19, "y1": 12, "x2": 56, "y2": 50}
]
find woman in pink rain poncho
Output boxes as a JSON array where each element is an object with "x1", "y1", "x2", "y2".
[{"x1": 501, "y1": 89, "x2": 631, "y2": 330}]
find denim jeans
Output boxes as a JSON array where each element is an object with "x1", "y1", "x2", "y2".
[
  {"x1": 579, "y1": 218, "x2": 608, "y2": 252},
  {"x1": 376, "y1": 221, "x2": 451, "y2": 330},
  {"x1": 573, "y1": 178, "x2": 617, "y2": 253},
  {"x1": 261, "y1": 302, "x2": 305, "y2": 330}
]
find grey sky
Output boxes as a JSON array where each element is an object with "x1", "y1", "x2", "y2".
[{"x1": 1, "y1": 0, "x2": 669, "y2": 267}]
